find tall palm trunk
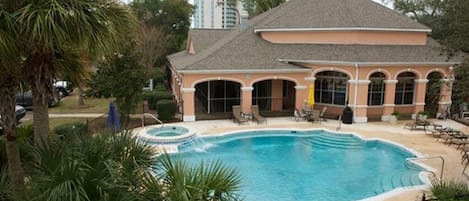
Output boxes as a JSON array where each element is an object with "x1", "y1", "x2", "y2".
[
  {"x1": 27, "y1": 53, "x2": 54, "y2": 146},
  {"x1": 0, "y1": 76, "x2": 25, "y2": 192},
  {"x1": 31, "y1": 85, "x2": 50, "y2": 146},
  {"x1": 78, "y1": 86, "x2": 85, "y2": 106}
]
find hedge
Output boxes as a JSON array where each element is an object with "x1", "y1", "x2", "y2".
[
  {"x1": 54, "y1": 121, "x2": 88, "y2": 138},
  {"x1": 156, "y1": 99, "x2": 176, "y2": 121},
  {"x1": 142, "y1": 90, "x2": 173, "y2": 110}
]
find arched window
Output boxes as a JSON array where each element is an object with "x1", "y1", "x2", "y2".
[
  {"x1": 368, "y1": 72, "x2": 386, "y2": 106},
  {"x1": 315, "y1": 71, "x2": 349, "y2": 105},
  {"x1": 395, "y1": 72, "x2": 416, "y2": 105}
]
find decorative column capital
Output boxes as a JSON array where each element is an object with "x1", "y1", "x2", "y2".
[
  {"x1": 438, "y1": 101, "x2": 452, "y2": 105},
  {"x1": 241, "y1": 87, "x2": 254, "y2": 92},
  {"x1": 384, "y1": 80, "x2": 398, "y2": 84},
  {"x1": 294, "y1": 85, "x2": 307, "y2": 90},
  {"x1": 304, "y1": 77, "x2": 316, "y2": 81},
  {"x1": 348, "y1": 80, "x2": 371, "y2": 85},
  {"x1": 414, "y1": 79, "x2": 429, "y2": 83},
  {"x1": 181, "y1": 87, "x2": 196, "y2": 93}
]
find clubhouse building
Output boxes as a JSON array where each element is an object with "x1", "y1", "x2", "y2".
[{"x1": 168, "y1": 0, "x2": 461, "y2": 122}]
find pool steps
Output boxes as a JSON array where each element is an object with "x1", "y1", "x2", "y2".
[{"x1": 375, "y1": 172, "x2": 421, "y2": 195}]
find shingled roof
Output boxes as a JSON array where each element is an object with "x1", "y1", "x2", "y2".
[
  {"x1": 168, "y1": 0, "x2": 459, "y2": 73},
  {"x1": 188, "y1": 29, "x2": 230, "y2": 53},
  {"x1": 254, "y1": 0, "x2": 429, "y2": 30}
]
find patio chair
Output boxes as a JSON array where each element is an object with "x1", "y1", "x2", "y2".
[
  {"x1": 318, "y1": 107, "x2": 327, "y2": 123},
  {"x1": 310, "y1": 110, "x2": 321, "y2": 123},
  {"x1": 232, "y1": 105, "x2": 248, "y2": 125},
  {"x1": 294, "y1": 108, "x2": 307, "y2": 122},
  {"x1": 251, "y1": 105, "x2": 267, "y2": 124}
]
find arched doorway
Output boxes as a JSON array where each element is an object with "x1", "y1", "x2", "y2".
[
  {"x1": 425, "y1": 71, "x2": 443, "y2": 117},
  {"x1": 194, "y1": 80, "x2": 241, "y2": 120},
  {"x1": 252, "y1": 80, "x2": 296, "y2": 114}
]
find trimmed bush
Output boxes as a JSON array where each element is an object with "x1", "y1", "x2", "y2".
[
  {"x1": 53, "y1": 121, "x2": 88, "y2": 138},
  {"x1": 156, "y1": 99, "x2": 176, "y2": 121},
  {"x1": 142, "y1": 90, "x2": 173, "y2": 110}
]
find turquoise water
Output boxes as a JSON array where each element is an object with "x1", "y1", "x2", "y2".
[
  {"x1": 147, "y1": 126, "x2": 188, "y2": 137},
  {"x1": 173, "y1": 130, "x2": 424, "y2": 201}
]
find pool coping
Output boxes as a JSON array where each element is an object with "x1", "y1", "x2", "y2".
[{"x1": 190, "y1": 127, "x2": 434, "y2": 201}]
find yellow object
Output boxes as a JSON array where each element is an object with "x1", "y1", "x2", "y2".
[{"x1": 307, "y1": 84, "x2": 315, "y2": 107}]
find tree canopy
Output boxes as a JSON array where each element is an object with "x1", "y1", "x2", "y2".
[
  {"x1": 242, "y1": 0, "x2": 286, "y2": 18},
  {"x1": 131, "y1": 0, "x2": 193, "y2": 54},
  {"x1": 393, "y1": 0, "x2": 469, "y2": 53}
]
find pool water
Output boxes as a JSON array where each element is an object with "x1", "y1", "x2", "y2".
[
  {"x1": 147, "y1": 126, "x2": 189, "y2": 137},
  {"x1": 173, "y1": 130, "x2": 424, "y2": 201}
]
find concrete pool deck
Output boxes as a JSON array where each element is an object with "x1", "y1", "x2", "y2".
[{"x1": 160, "y1": 118, "x2": 469, "y2": 201}]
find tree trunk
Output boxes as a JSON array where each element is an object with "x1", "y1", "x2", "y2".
[
  {"x1": 78, "y1": 86, "x2": 85, "y2": 106},
  {"x1": 31, "y1": 84, "x2": 50, "y2": 147},
  {"x1": 27, "y1": 53, "x2": 54, "y2": 147},
  {"x1": 0, "y1": 76, "x2": 25, "y2": 192}
]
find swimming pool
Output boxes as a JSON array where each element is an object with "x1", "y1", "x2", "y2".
[{"x1": 173, "y1": 129, "x2": 428, "y2": 201}]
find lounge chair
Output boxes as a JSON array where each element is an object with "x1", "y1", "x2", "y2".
[
  {"x1": 294, "y1": 108, "x2": 307, "y2": 122},
  {"x1": 404, "y1": 119, "x2": 430, "y2": 131},
  {"x1": 232, "y1": 105, "x2": 248, "y2": 125},
  {"x1": 426, "y1": 124, "x2": 445, "y2": 136},
  {"x1": 251, "y1": 105, "x2": 267, "y2": 124}
]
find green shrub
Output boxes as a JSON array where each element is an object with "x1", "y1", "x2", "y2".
[
  {"x1": 391, "y1": 111, "x2": 400, "y2": 117},
  {"x1": 142, "y1": 91, "x2": 173, "y2": 110},
  {"x1": 53, "y1": 122, "x2": 88, "y2": 138},
  {"x1": 431, "y1": 179, "x2": 469, "y2": 200},
  {"x1": 153, "y1": 83, "x2": 166, "y2": 91},
  {"x1": 16, "y1": 124, "x2": 34, "y2": 143},
  {"x1": 156, "y1": 100, "x2": 176, "y2": 121},
  {"x1": 418, "y1": 111, "x2": 429, "y2": 116}
]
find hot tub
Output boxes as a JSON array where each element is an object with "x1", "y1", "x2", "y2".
[{"x1": 137, "y1": 125, "x2": 196, "y2": 144}]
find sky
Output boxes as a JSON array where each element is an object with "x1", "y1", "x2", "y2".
[{"x1": 121, "y1": 0, "x2": 393, "y2": 9}]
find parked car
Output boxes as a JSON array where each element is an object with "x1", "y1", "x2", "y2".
[
  {"x1": 0, "y1": 105, "x2": 27, "y2": 136},
  {"x1": 53, "y1": 80, "x2": 73, "y2": 97},
  {"x1": 16, "y1": 90, "x2": 60, "y2": 109}
]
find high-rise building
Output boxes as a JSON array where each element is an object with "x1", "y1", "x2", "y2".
[{"x1": 192, "y1": 0, "x2": 247, "y2": 29}]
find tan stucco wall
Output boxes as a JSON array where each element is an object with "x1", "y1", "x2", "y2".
[
  {"x1": 173, "y1": 64, "x2": 453, "y2": 122},
  {"x1": 178, "y1": 72, "x2": 311, "y2": 115},
  {"x1": 260, "y1": 31, "x2": 428, "y2": 45}
]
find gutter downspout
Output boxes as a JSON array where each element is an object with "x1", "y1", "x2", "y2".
[{"x1": 354, "y1": 63, "x2": 359, "y2": 122}]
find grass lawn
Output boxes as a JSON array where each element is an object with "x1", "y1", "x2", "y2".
[
  {"x1": 20, "y1": 117, "x2": 89, "y2": 131},
  {"x1": 49, "y1": 94, "x2": 145, "y2": 114},
  {"x1": 48, "y1": 94, "x2": 113, "y2": 114}
]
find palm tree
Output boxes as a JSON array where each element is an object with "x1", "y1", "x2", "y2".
[
  {"x1": 23, "y1": 132, "x2": 157, "y2": 201},
  {"x1": 22, "y1": 131, "x2": 242, "y2": 201},
  {"x1": 15, "y1": 0, "x2": 136, "y2": 146},
  {"x1": 158, "y1": 154, "x2": 242, "y2": 201},
  {"x1": 0, "y1": 1, "x2": 26, "y2": 192}
]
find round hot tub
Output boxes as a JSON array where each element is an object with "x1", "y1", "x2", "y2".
[{"x1": 138, "y1": 125, "x2": 196, "y2": 144}]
